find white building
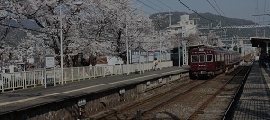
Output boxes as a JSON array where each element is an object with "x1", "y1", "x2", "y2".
[
  {"x1": 107, "y1": 56, "x2": 124, "y2": 65},
  {"x1": 167, "y1": 15, "x2": 197, "y2": 36}
]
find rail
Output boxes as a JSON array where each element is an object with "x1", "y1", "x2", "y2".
[
  {"x1": 0, "y1": 61, "x2": 173, "y2": 93},
  {"x1": 186, "y1": 65, "x2": 252, "y2": 120}
]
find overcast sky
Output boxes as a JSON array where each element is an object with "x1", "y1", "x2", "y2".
[{"x1": 132, "y1": 0, "x2": 270, "y2": 24}]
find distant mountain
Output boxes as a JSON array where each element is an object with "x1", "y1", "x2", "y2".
[
  {"x1": 0, "y1": 19, "x2": 40, "y2": 47},
  {"x1": 150, "y1": 12, "x2": 268, "y2": 37},
  {"x1": 1, "y1": 12, "x2": 268, "y2": 48}
]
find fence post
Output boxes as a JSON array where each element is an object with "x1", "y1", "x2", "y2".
[
  {"x1": 12, "y1": 74, "x2": 15, "y2": 91},
  {"x1": 64, "y1": 68, "x2": 67, "y2": 84},
  {"x1": 83, "y1": 67, "x2": 85, "y2": 80},
  {"x1": 34, "y1": 71, "x2": 36, "y2": 87},
  {"x1": 103, "y1": 66, "x2": 105, "y2": 77},
  {"x1": 94, "y1": 66, "x2": 96, "y2": 78},
  {"x1": 89, "y1": 66, "x2": 91, "y2": 80},
  {"x1": 120, "y1": 64, "x2": 122, "y2": 75},
  {"x1": 41, "y1": 70, "x2": 44, "y2": 85},
  {"x1": 1, "y1": 75, "x2": 4, "y2": 92},
  {"x1": 113, "y1": 66, "x2": 115, "y2": 75},
  {"x1": 71, "y1": 67, "x2": 74, "y2": 82},
  {"x1": 78, "y1": 67, "x2": 80, "y2": 81},
  {"x1": 24, "y1": 72, "x2": 27, "y2": 89},
  {"x1": 44, "y1": 69, "x2": 47, "y2": 88}
]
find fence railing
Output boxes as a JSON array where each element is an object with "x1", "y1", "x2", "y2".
[{"x1": 0, "y1": 61, "x2": 173, "y2": 92}]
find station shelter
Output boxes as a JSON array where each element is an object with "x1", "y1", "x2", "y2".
[{"x1": 250, "y1": 37, "x2": 270, "y2": 60}]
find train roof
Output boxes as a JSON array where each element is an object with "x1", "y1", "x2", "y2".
[{"x1": 190, "y1": 46, "x2": 240, "y2": 54}]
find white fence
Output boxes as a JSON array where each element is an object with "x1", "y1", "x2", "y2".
[{"x1": 0, "y1": 61, "x2": 173, "y2": 92}]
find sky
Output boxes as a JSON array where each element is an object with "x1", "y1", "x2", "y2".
[{"x1": 132, "y1": 0, "x2": 270, "y2": 24}]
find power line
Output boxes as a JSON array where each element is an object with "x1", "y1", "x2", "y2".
[
  {"x1": 145, "y1": 0, "x2": 166, "y2": 11},
  {"x1": 177, "y1": 0, "x2": 218, "y2": 24},
  {"x1": 142, "y1": 0, "x2": 180, "y2": 27},
  {"x1": 140, "y1": 10, "x2": 151, "y2": 15},
  {"x1": 134, "y1": 0, "x2": 175, "y2": 28},
  {"x1": 213, "y1": 0, "x2": 225, "y2": 16},
  {"x1": 206, "y1": 0, "x2": 230, "y2": 26},
  {"x1": 157, "y1": 0, "x2": 174, "y2": 11},
  {"x1": 136, "y1": 0, "x2": 162, "y2": 13}
]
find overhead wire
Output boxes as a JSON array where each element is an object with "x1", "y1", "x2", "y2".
[
  {"x1": 144, "y1": 0, "x2": 180, "y2": 24},
  {"x1": 136, "y1": 0, "x2": 162, "y2": 13},
  {"x1": 136, "y1": 0, "x2": 194, "y2": 25},
  {"x1": 146, "y1": 0, "x2": 166, "y2": 11},
  {"x1": 177, "y1": 0, "x2": 219, "y2": 24},
  {"x1": 157, "y1": 0, "x2": 174, "y2": 11},
  {"x1": 213, "y1": 0, "x2": 225, "y2": 16},
  {"x1": 206, "y1": 0, "x2": 230, "y2": 26},
  {"x1": 136, "y1": 0, "x2": 177, "y2": 29}
]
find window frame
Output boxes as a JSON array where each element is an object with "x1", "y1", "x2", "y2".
[
  {"x1": 191, "y1": 55, "x2": 198, "y2": 63},
  {"x1": 199, "y1": 54, "x2": 205, "y2": 62},
  {"x1": 206, "y1": 54, "x2": 213, "y2": 62}
]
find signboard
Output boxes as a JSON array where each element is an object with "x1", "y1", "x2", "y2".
[
  {"x1": 166, "y1": 52, "x2": 171, "y2": 61},
  {"x1": 154, "y1": 52, "x2": 160, "y2": 61},
  {"x1": 199, "y1": 48, "x2": 204, "y2": 51},
  {"x1": 131, "y1": 51, "x2": 139, "y2": 63},
  {"x1": 45, "y1": 55, "x2": 55, "y2": 68},
  {"x1": 46, "y1": 70, "x2": 54, "y2": 79},
  {"x1": 140, "y1": 52, "x2": 147, "y2": 62},
  {"x1": 148, "y1": 51, "x2": 154, "y2": 62}
]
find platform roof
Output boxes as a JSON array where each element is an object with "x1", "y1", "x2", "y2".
[{"x1": 250, "y1": 37, "x2": 270, "y2": 47}]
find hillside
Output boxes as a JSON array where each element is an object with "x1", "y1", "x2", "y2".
[
  {"x1": 1, "y1": 12, "x2": 269, "y2": 48},
  {"x1": 150, "y1": 12, "x2": 268, "y2": 37},
  {"x1": 0, "y1": 19, "x2": 40, "y2": 47}
]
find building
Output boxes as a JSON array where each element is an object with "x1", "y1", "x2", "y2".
[{"x1": 167, "y1": 15, "x2": 197, "y2": 36}]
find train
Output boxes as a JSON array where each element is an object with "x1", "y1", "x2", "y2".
[{"x1": 189, "y1": 46, "x2": 241, "y2": 79}]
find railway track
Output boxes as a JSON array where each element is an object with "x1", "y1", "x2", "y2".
[
  {"x1": 187, "y1": 65, "x2": 252, "y2": 120},
  {"x1": 91, "y1": 64, "x2": 252, "y2": 120}
]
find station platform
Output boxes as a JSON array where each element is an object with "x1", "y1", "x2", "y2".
[
  {"x1": 231, "y1": 61, "x2": 270, "y2": 119},
  {"x1": 1, "y1": 62, "x2": 270, "y2": 119},
  {"x1": 0, "y1": 66, "x2": 190, "y2": 115}
]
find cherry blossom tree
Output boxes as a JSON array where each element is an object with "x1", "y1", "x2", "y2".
[{"x1": 0, "y1": 0, "x2": 175, "y2": 67}]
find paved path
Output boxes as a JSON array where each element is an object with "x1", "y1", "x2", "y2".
[
  {"x1": 232, "y1": 62, "x2": 270, "y2": 120},
  {"x1": 0, "y1": 66, "x2": 190, "y2": 114}
]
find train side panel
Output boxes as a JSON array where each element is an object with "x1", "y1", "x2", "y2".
[{"x1": 189, "y1": 46, "x2": 240, "y2": 79}]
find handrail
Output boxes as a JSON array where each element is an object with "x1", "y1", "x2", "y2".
[{"x1": 0, "y1": 61, "x2": 173, "y2": 92}]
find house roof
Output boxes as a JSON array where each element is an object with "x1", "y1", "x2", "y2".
[{"x1": 96, "y1": 57, "x2": 107, "y2": 64}]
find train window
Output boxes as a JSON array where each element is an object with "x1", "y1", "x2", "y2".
[
  {"x1": 199, "y1": 54, "x2": 205, "y2": 62},
  {"x1": 191, "y1": 55, "x2": 198, "y2": 62},
  {"x1": 206, "y1": 54, "x2": 212, "y2": 62}
]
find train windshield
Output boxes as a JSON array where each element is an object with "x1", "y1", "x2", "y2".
[
  {"x1": 191, "y1": 55, "x2": 198, "y2": 62},
  {"x1": 199, "y1": 54, "x2": 205, "y2": 62},
  {"x1": 207, "y1": 54, "x2": 213, "y2": 62}
]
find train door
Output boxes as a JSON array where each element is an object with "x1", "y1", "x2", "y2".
[
  {"x1": 198, "y1": 53, "x2": 206, "y2": 70},
  {"x1": 206, "y1": 54, "x2": 214, "y2": 70}
]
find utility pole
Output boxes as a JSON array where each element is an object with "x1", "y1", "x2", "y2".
[
  {"x1": 166, "y1": 11, "x2": 173, "y2": 31},
  {"x1": 177, "y1": 35, "x2": 180, "y2": 67},
  {"x1": 181, "y1": 15, "x2": 188, "y2": 66},
  {"x1": 60, "y1": 5, "x2": 64, "y2": 85},
  {"x1": 125, "y1": 16, "x2": 129, "y2": 75}
]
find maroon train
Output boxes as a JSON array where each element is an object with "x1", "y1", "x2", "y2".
[{"x1": 189, "y1": 46, "x2": 241, "y2": 79}]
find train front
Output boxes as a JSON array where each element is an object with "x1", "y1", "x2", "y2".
[{"x1": 189, "y1": 47, "x2": 215, "y2": 79}]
